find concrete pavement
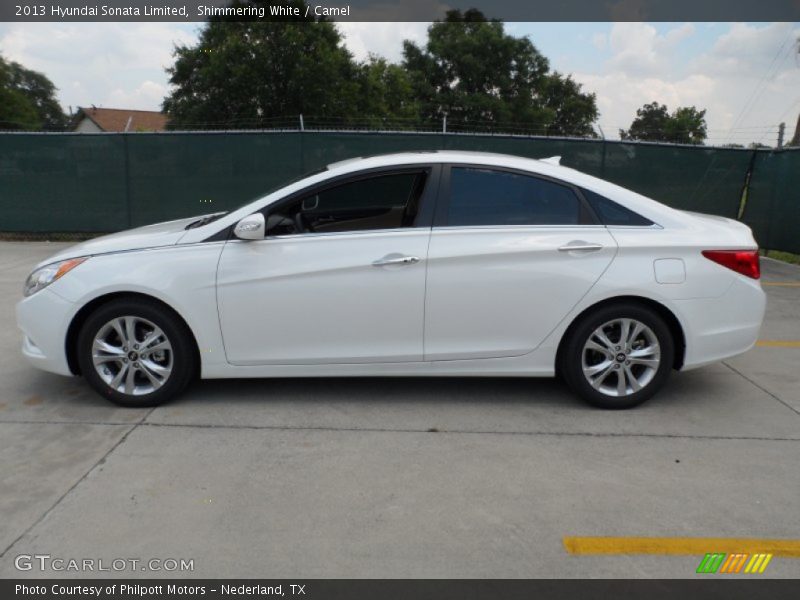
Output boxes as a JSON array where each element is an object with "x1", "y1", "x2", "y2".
[{"x1": 0, "y1": 242, "x2": 798, "y2": 578}]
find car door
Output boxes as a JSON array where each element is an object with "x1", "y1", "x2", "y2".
[
  {"x1": 424, "y1": 165, "x2": 618, "y2": 361},
  {"x1": 216, "y1": 166, "x2": 438, "y2": 365}
]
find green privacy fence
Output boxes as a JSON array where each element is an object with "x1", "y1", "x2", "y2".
[
  {"x1": 739, "y1": 149, "x2": 800, "y2": 254},
  {"x1": 0, "y1": 131, "x2": 797, "y2": 252}
]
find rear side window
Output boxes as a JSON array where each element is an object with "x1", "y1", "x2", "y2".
[
  {"x1": 447, "y1": 168, "x2": 584, "y2": 226},
  {"x1": 582, "y1": 188, "x2": 654, "y2": 226}
]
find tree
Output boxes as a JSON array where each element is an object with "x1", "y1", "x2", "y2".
[
  {"x1": 0, "y1": 55, "x2": 67, "y2": 130},
  {"x1": 163, "y1": 0, "x2": 361, "y2": 129},
  {"x1": 620, "y1": 102, "x2": 707, "y2": 144},
  {"x1": 540, "y1": 72, "x2": 598, "y2": 137},
  {"x1": 353, "y1": 56, "x2": 419, "y2": 127},
  {"x1": 402, "y1": 9, "x2": 597, "y2": 135}
]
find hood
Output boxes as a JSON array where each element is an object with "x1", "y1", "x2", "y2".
[{"x1": 34, "y1": 215, "x2": 208, "y2": 268}]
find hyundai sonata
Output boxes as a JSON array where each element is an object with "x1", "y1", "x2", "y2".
[{"x1": 17, "y1": 151, "x2": 765, "y2": 408}]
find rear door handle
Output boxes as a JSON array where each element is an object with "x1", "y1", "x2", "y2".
[
  {"x1": 558, "y1": 242, "x2": 604, "y2": 252},
  {"x1": 372, "y1": 255, "x2": 420, "y2": 267}
]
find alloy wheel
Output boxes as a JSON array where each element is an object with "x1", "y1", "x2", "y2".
[
  {"x1": 91, "y1": 315, "x2": 174, "y2": 396},
  {"x1": 581, "y1": 317, "x2": 661, "y2": 397}
]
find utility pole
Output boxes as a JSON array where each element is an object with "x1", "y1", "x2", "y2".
[
  {"x1": 791, "y1": 113, "x2": 800, "y2": 147},
  {"x1": 777, "y1": 122, "x2": 785, "y2": 148}
]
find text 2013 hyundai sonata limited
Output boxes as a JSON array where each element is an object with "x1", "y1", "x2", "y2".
[{"x1": 17, "y1": 151, "x2": 766, "y2": 409}]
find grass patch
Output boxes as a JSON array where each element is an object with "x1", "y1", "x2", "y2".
[
  {"x1": 762, "y1": 250, "x2": 800, "y2": 265},
  {"x1": 0, "y1": 232, "x2": 104, "y2": 242}
]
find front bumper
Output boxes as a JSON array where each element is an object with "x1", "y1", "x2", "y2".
[{"x1": 16, "y1": 288, "x2": 76, "y2": 376}]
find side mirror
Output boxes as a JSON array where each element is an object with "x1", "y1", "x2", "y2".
[{"x1": 233, "y1": 213, "x2": 265, "y2": 240}]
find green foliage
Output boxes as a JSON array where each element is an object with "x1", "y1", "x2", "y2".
[
  {"x1": 163, "y1": 3, "x2": 598, "y2": 135},
  {"x1": 540, "y1": 72, "x2": 598, "y2": 137},
  {"x1": 163, "y1": 0, "x2": 360, "y2": 128},
  {"x1": 402, "y1": 9, "x2": 597, "y2": 135},
  {"x1": 0, "y1": 55, "x2": 67, "y2": 131},
  {"x1": 620, "y1": 102, "x2": 707, "y2": 145},
  {"x1": 354, "y1": 56, "x2": 419, "y2": 127}
]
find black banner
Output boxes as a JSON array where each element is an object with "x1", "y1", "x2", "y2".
[
  {"x1": 2, "y1": 0, "x2": 800, "y2": 23},
  {"x1": 4, "y1": 580, "x2": 800, "y2": 600}
]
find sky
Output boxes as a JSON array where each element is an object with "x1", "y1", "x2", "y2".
[{"x1": 0, "y1": 20, "x2": 798, "y2": 144}]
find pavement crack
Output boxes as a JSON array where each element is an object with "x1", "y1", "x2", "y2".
[
  {"x1": 0, "y1": 407, "x2": 157, "y2": 560},
  {"x1": 137, "y1": 421, "x2": 800, "y2": 442},
  {"x1": 722, "y1": 361, "x2": 800, "y2": 417}
]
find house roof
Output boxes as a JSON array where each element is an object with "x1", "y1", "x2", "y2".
[{"x1": 75, "y1": 106, "x2": 168, "y2": 132}]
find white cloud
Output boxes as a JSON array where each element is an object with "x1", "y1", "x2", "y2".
[
  {"x1": 1, "y1": 20, "x2": 798, "y2": 145},
  {"x1": 571, "y1": 22, "x2": 800, "y2": 144},
  {"x1": 107, "y1": 80, "x2": 168, "y2": 110},
  {"x1": 337, "y1": 21, "x2": 428, "y2": 62},
  {"x1": 0, "y1": 23, "x2": 196, "y2": 112},
  {"x1": 606, "y1": 22, "x2": 695, "y2": 77},
  {"x1": 0, "y1": 20, "x2": 427, "y2": 111},
  {"x1": 591, "y1": 32, "x2": 607, "y2": 51}
]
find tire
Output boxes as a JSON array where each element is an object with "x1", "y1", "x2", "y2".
[
  {"x1": 561, "y1": 302, "x2": 674, "y2": 409},
  {"x1": 77, "y1": 298, "x2": 196, "y2": 407}
]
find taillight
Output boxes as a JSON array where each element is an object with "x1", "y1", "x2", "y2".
[{"x1": 702, "y1": 249, "x2": 760, "y2": 279}]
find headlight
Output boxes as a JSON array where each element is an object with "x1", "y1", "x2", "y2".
[{"x1": 24, "y1": 257, "x2": 88, "y2": 297}]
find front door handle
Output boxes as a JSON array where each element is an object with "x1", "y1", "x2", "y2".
[
  {"x1": 558, "y1": 242, "x2": 604, "y2": 252},
  {"x1": 372, "y1": 255, "x2": 421, "y2": 267}
]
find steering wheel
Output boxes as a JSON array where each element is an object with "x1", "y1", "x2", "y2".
[{"x1": 293, "y1": 212, "x2": 308, "y2": 234}]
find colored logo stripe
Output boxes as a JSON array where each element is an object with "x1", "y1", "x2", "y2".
[
  {"x1": 744, "y1": 554, "x2": 773, "y2": 573},
  {"x1": 719, "y1": 553, "x2": 748, "y2": 573},
  {"x1": 697, "y1": 553, "x2": 725, "y2": 573},
  {"x1": 697, "y1": 553, "x2": 773, "y2": 574}
]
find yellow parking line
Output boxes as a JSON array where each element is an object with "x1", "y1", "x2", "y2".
[
  {"x1": 762, "y1": 282, "x2": 800, "y2": 287},
  {"x1": 756, "y1": 340, "x2": 800, "y2": 347},
  {"x1": 562, "y1": 537, "x2": 800, "y2": 557}
]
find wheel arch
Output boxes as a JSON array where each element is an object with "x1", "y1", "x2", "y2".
[
  {"x1": 65, "y1": 291, "x2": 201, "y2": 377},
  {"x1": 555, "y1": 295, "x2": 686, "y2": 374}
]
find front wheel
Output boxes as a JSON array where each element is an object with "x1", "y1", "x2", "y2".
[
  {"x1": 561, "y1": 303, "x2": 674, "y2": 409},
  {"x1": 77, "y1": 298, "x2": 196, "y2": 407}
]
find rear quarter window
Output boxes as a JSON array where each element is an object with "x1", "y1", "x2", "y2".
[{"x1": 581, "y1": 188, "x2": 654, "y2": 226}]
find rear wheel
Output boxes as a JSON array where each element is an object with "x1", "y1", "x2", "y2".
[
  {"x1": 561, "y1": 303, "x2": 674, "y2": 409},
  {"x1": 77, "y1": 298, "x2": 195, "y2": 407}
]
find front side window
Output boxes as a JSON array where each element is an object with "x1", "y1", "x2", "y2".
[
  {"x1": 447, "y1": 167, "x2": 584, "y2": 226},
  {"x1": 266, "y1": 171, "x2": 427, "y2": 236}
]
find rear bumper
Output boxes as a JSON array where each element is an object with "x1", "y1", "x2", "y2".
[
  {"x1": 16, "y1": 288, "x2": 76, "y2": 376},
  {"x1": 677, "y1": 276, "x2": 766, "y2": 370}
]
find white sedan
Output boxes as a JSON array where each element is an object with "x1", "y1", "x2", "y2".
[{"x1": 16, "y1": 151, "x2": 765, "y2": 409}]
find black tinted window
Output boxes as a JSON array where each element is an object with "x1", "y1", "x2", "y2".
[
  {"x1": 268, "y1": 171, "x2": 426, "y2": 235},
  {"x1": 448, "y1": 168, "x2": 582, "y2": 226},
  {"x1": 582, "y1": 188, "x2": 654, "y2": 226}
]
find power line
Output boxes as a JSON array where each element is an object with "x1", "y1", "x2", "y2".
[{"x1": 726, "y1": 28, "x2": 797, "y2": 143}]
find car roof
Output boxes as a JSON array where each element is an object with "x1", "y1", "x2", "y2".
[{"x1": 327, "y1": 150, "x2": 546, "y2": 171}]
